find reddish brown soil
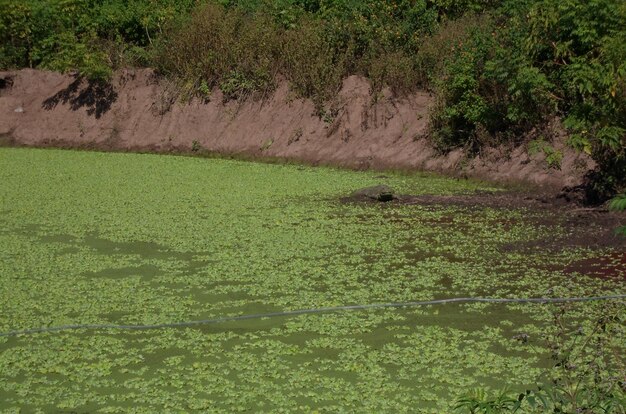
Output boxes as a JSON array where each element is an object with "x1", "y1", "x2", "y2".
[{"x1": 0, "y1": 69, "x2": 594, "y2": 190}]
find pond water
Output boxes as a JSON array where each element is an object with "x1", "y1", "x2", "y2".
[{"x1": 0, "y1": 148, "x2": 623, "y2": 412}]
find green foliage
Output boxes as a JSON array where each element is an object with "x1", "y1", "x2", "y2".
[
  {"x1": 190, "y1": 139, "x2": 201, "y2": 152},
  {"x1": 536, "y1": 302, "x2": 625, "y2": 413},
  {"x1": 455, "y1": 302, "x2": 626, "y2": 414},
  {"x1": 280, "y1": 16, "x2": 353, "y2": 108},
  {"x1": 428, "y1": 8, "x2": 557, "y2": 151},
  {"x1": 414, "y1": 14, "x2": 488, "y2": 85},
  {"x1": 609, "y1": 194, "x2": 626, "y2": 211},
  {"x1": 528, "y1": 139, "x2": 563, "y2": 170},
  {"x1": 609, "y1": 194, "x2": 626, "y2": 235},
  {"x1": 528, "y1": 0, "x2": 626, "y2": 195},
  {"x1": 1, "y1": 0, "x2": 625, "y2": 194},
  {"x1": 197, "y1": 79, "x2": 211, "y2": 101},
  {"x1": 429, "y1": 17, "x2": 500, "y2": 150},
  {"x1": 0, "y1": 0, "x2": 196, "y2": 79},
  {"x1": 155, "y1": 3, "x2": 280, "y2": 101},
  {"x1": 429, "y1": 0, "x2": 625, "y2": 193},
  {"x1": 454, "y1": 388, "x2": 520, "y2": 413}
]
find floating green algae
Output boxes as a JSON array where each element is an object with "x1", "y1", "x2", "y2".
[{"x1": 0, "y1": 148, "x2": 623, "y2": 413}]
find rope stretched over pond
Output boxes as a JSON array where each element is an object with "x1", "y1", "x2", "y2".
[{"x1": 2, "y1": 294, "x2": 625, "y2": 337}]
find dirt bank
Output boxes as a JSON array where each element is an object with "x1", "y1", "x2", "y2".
[{"x1": 0, "y1": 69, "x2": 593, "y2": 190}]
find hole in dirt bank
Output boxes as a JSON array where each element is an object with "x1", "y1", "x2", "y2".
[
  {"x1": 0, "y1": 132, "x2": 15, "y2": 147},
  {"x1": 0, "y1": 76, "x2": 14, "y2": 92},
  {"x1": 42, "y1": 75, "x2": 117, "y2": 119}
]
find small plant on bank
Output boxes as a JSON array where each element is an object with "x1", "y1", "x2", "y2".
[
  {"x1": 260, "y1": 138, "x2": 274, "y2": 152},
  {"x1": 528, "y1": 139, "x2": 563, "y2": 170},
  {"x1": 191, "y1": 140, "x2": 201, "y2": 153},
  {"x1": 609, "y1": 194, "x2": 626, "y2": 236},
  {"x1": 197, "y1": 80, "x2": 211, "y2": 102}
]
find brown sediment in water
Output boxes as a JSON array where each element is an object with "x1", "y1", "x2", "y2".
[
  {"x1": 564, "y1": 251, "x2": 626, "y2": 280},
  {"x1": 342, "y1": 189, "x2": 626, "y2": 253}
]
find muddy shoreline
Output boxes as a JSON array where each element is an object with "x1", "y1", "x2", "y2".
[{"x1": 1, "y1": 68, "x2": 595, "y2": 192}]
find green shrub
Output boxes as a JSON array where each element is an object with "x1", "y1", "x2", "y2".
[
  {"x1": 0, "y1": 0, "x2": 196, "y2": 79},
  {"x1": 0, "y1": 1, "x2": 34, "y2": 68},
  {"x1": 428, "y1": 17, "x2": 502, "y2": 151},
  {"x1": 415, "y1": 14, "x2": 488, "y2": 86},
  {"x1": 366, "y1": 50, "x2": 419, "y2": 95},
  {"x1": 527, "y1": 0, "x2": 626, "y2": 195},
  {"x1": 609, "y1": 194, "x2": 626, "y2": 235},
  {"x1": 423, "y1": 0, "x2": 625, "y2": 196},
  {"x1": 280, "y1": 17, "x2": 352, "y2": 108},
  {"x1": 454, "y1": 388, "x2": 519, "y2": 413},
  {"x1": 155, "y1": 3, "x2": 280, "y2": 101}
]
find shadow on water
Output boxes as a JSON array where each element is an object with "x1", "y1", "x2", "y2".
[
  {"x1": 84, "y1": 264, "x2": 163, "y2": 280},
  {"x1": 9, "y1": 224, "x2": 215, "y2": 282},
  {"x1": 36, "y1": 230, "x2": 209, "y2": 265},
  {"x1": 82, "y1": 234, "x2": 196, "y2": 261}
]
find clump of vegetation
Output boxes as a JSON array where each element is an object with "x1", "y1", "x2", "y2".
[
  {"x1": 1, "y1": 0, "x2": 625, "y2": 197},
  {"x1": 155, "y1": 3, "x2": 280, "y2": 101},
  {"x1": 528, "y1": 139, "x2": 563, "y2": 170},
  {"x1": 0, "y1": 0, "x2": 197, "y2": 80},
  {"x1": 455, "y1": 301, "x2": 626, "y2": 413},
  {"x1": 428, "y1": 0, "x2": 625, "y2": 197},
  {"x1": 609, "y1": 194, "x2": 626, "y2": 235}
]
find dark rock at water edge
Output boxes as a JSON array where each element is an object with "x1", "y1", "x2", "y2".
[{"x1": 351, "y1": 185, "x2": 396, "y2": 202}]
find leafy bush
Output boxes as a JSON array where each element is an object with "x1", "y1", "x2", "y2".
[
  {"x1": 428, "y1": 9, "x2": 557, "y2": 151},
  {"x1": 154, "y1": 3, "x2": 281, "y2": 101},
  {"x1": 0, "y1": 0, "x2": 195, "y2": 79},
  {"x1": 414, "y1": 14, "x2": 488, "y2": 86},
  {"x1": 528, "y1": 0, "x2": 626, "y2": 197},
  {"x1": 429, "y1": 0, "x2": 625, "y2": 195},
  {"x1": 280, "y1": 17, "x2": 353, "y2": 108}
]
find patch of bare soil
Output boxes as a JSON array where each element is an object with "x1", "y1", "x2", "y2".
[{"x1": 0, "y1": 68, "x2": 594, "y2": 190}]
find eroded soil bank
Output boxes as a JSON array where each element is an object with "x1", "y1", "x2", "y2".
[{"x1": 0, "y1": 69, "x2": 594, "y2": 191}]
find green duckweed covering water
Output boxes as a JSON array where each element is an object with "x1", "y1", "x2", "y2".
[{"x1": 0, "y1": 148, "x2": 623, "y2": 413}]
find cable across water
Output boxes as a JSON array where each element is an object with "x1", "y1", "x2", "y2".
[{"x1": 2, "y1": 294, "x2": 624, "y2": 337}]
